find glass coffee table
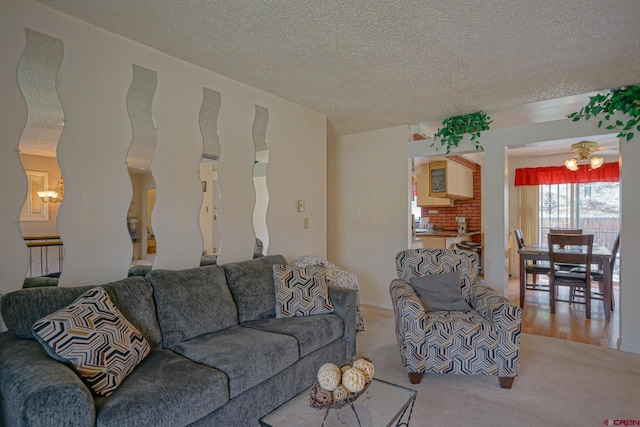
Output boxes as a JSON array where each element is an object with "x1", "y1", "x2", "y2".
[{"x1": 259, "y1": 378, "x2": 416, "y2": 427}]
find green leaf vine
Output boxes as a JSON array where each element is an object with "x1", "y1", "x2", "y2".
[
  {"x1": 432, "y1": 111, "x2": 492, "y2": 154},
  {"x1": 567, "y1": 85, "x2": 640, "y2": 142}
]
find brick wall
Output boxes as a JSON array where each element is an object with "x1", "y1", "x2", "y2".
[{"x1": 421, "y1": 155, "x2": 481, "y2": 242}]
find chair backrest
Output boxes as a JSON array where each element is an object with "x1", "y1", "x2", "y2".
[
  {"x1": 609, "y1": 233, "x2": 620, "y2": 271},
  {"x1": 395, "y1": 249, "x2": 477, "y2": 298},
  {"x1": 513, "y1": 229, "x2": 526, "y2": 249},
  {"x1": 550, "y1": 229, "x2": 582, "y2": 235},
  {"x1": 548, "y1": 234, "x2": 594, "y2": 282}
]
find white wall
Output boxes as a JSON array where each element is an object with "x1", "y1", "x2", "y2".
[
  {"x1": 328, "y1": 125, "x2": 411, "y2": 309},
  {"x1": 619, "y1": 141, "x2": 640, "y2": 354},
  {"x1": 0, "y1": 0, "x2": 326, "y2": 290}
]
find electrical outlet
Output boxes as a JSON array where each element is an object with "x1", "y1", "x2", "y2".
[
  {"x1": 298, "y1": 200, "x2": 305, "y2": 212},
  {"x1": 303, "y1": 218, "x2": 309, "y2": 229}
]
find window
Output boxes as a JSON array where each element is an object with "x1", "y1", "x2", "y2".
[
  {"x1": 539, "y1": 181, "x2": 620, "y2": 277},
  {"x1": 21, "y1": 171, "x2": 49, "y2": 221}
]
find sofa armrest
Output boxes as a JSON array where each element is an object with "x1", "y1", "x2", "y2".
[
  {"x1": 327, "y1": 286, "x2": 357, "y2": 360},
  {"x1": 0, "y1": 334, "x2": 95, "y2": 427},
  {"x1": 389, "y1": 279, "x2": 427, "y2": 373},
  {"x1": 467, "y1": 283, "x2": 522, "y2": 376}
]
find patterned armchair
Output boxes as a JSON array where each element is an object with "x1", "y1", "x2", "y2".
[{"x1": 390, "y1": 249, "x2": 521, "y2": 389}]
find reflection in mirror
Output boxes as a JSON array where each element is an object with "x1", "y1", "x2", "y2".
[
  {"x1": 199, "y1": 88, "x2": 222, "y2": 263},
  {"x1": 17, "y1": 29, "x2": 65, "y2": 283},
  {"x1": 126, "y1": 65, "x2": 157, "y2": 269},
  {"x1": 252, "y1": 105, "x2": 269, "y2": 255}
]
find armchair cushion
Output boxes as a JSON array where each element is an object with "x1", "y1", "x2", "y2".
[{"x1": 409, "y1": 273, "x2": 471, "y2": 312}]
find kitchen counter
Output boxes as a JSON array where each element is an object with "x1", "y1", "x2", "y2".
[
  {"x1": 413, "y1": 230, "x2": 481, "y2": 250},
  {"x1": 415, "y1": 229, "x2": 481, "y2": 238}
]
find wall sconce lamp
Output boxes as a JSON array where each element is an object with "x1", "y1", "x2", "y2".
[{"x1": 564, "y1": 141, "x2": 604, "y2": 171}]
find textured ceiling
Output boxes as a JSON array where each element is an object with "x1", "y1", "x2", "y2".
[{"x1": 32, "y1": 0, "x2": 640, "y2": 139}]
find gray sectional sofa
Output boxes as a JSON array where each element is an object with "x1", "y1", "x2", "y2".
[{"x1": 0, "y1": 255, "x2": 357, "y2": 427}]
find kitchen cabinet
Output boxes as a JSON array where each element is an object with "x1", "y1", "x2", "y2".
[
  {"x1": 416, "y1": 169, "x2": 452, "y2": 207},
  {"x1": 428, "y1": 160, "x2": 473, "y2": 199}
]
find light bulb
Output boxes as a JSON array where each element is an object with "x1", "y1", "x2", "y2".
[
  {"x1": 590, "y1": 156, "x2": 604, "y2": 169},
  {"x1": 564, "y1": 158, "x2": 579, "y2": 171}
]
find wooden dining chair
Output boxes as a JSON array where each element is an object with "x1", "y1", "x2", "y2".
[
  {"x1": 570, "y1": 233, "x2": 619, "y2": 310},
  {"x1": 514, "y1": 229, "x2": 554, "y2": 294},
  {"x1": 550, "y1": 229, "x2": 583, "y2": 235},
  {"x1": 547, "y1": 233, "x2": 595, "y2": 319},
  {"x1": 549, "y1": 229, "x2": 583, "y2": 271}
]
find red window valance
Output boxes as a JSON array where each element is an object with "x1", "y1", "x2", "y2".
[{"x1": 514, "y1": 162, "x2": 619, "y2": 186}]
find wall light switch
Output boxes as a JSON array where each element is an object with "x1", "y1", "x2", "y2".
[{"x1": 297, "y1": 200, "x2": 305, "y2": 212}]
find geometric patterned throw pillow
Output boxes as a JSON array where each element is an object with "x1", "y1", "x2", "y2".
[
  {"x1": 32, "y1": 287, "x2": 150, "y2": 396},
  {"x1": 273, "y1": 264, "x2": 334, "y2": 318}
]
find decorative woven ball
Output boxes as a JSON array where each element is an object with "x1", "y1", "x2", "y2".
[
  {"x1": 341, "y1": 365, "x2": 351, "y2": 373},
  {"x1": 342, "y1": 367, "x2": 366, "y2": 393},
  {"x1": 315, "y1": 387, "x2": 333, "y2": 404},
  {"x1": 332, "y1": 384, "x2": 351, "y2": 402},
  {"x1": 317, "y1": 364, "x2": 341, "y2": 391},
  {"x1": 352, "y1": 358, "x2": 375, "y2": 382},
  {"x1": 318, "y1": 363, "x2": 338, "y2": 373}
]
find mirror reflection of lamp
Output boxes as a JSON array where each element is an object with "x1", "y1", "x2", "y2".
[{"x1": 37, "y1": 178, "x2": 64, "y2": 203}]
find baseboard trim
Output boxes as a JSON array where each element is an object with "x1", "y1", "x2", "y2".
[
  {"x1": 362, "y1": 301, "x2": 393, "y2": 310},
  {"x1": 619, "y1": 341, "x2": 640, "y2": 355}
]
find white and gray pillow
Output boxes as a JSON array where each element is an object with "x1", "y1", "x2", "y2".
[{"x1": 273, "y1": 265, "x2": 334, "y2": 318}]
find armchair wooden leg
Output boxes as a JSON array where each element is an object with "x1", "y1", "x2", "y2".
[
  {"x1": 408, "y1": 372, "x2": 423, "y2": 384},
  {"x1": 499, "y1": 376, "x2": 515, "y2": 389}
]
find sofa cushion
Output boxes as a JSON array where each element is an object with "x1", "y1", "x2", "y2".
[
  {"x1": 147, "y1": 265, "x2": 238, "y2": 348},
  {"x1": 1, "y1": 276, "x2": 162, "y2": 349},
  {"x1": 243, "y1": 314, "x2": 344, "y2": 357},
  {"x1": 273, "y1": 264, "x2": 334, "y2": 318},
  {"x1": 32, "y1": 287, "x2": 150, "y2": 397},
  {"x1": 171, "y1": 325, "x2": 299, "y2": 398},
  {"x1": 95, "y1": 349, "x2": 229, "y2": 427},
  {"x1": 102, "y1": 277, "x2": 163, "y2": 350},
  {"x1": 2, "y1": 286, "x2": 87, "y2": 339},
  {"x1": 222, "y1": 255, "x2": 287, "y2": 322}
]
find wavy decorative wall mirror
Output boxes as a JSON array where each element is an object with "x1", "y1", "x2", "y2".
[
  {"x1": 199, "y1": 88, "x2": 222, "y2": 263},
  {"x1": 126, "y1": 65, "x2": 157, "y2": 268},
  {"x1": 17, "y1": 29, "x2": 65, "y2": 281},
  {"x1": 252, "y1": 105, "x2": 269, "y2": 255}
]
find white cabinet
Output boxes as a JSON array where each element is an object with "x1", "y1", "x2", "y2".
[
  {"x1": 456, "y1": 165, "x2": 474, "y2": 198},
  {"x1": 428, "y1": 160, "x2": 473, "y2": 200},
  {"x1": 416, "y1": 168, "x2": 452, "y2": 207}
]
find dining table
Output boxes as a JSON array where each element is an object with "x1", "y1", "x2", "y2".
[{"x1": 518, "y1": 243, "x2": 613, "y2": 321}]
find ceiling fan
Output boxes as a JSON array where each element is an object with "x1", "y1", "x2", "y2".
[{"x1": 564, "y1": 141, "x2": 604, "y2": 171}]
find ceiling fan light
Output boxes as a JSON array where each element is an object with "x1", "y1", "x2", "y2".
[
  {"x1": 590, "y1": 156, "x2": 604, "y2": 169},
  {"x1": 565, "y1": 158, "x2": 579, "y2": 171}
]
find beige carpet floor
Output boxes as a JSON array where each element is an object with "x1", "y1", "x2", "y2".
[{"x1": 356, "y1": 305, "x2": 640, "y2": 427}]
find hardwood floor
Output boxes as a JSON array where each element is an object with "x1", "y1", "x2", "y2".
[{"x1": 507, "y1": 276, "x2": 620, "y2": 349}]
